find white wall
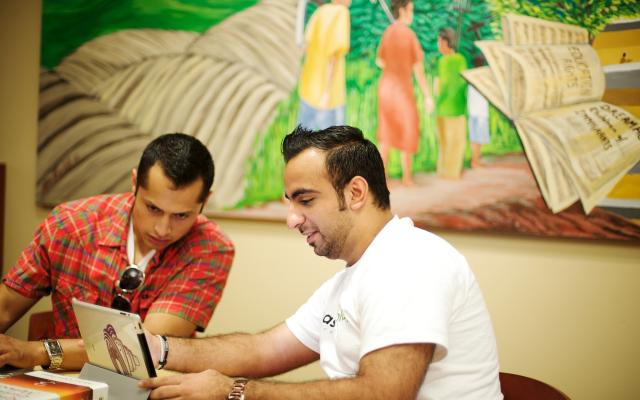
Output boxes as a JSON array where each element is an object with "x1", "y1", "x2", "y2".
[{"x1": 1, "y1": 2, "x2": 639, "y2": 398}]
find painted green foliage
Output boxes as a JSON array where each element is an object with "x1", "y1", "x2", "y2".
[{"x1": 488, "y1": 0, "x2": 640, "y2": 41}]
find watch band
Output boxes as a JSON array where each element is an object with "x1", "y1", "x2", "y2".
[
  {"x1": 156, "y1": 334, "x2": 169, "y2": 369},
  {"x1": 227, "y1": 378, "x2": 249, "y2": 400},
  {"x1": 42, "y1": 339, "x2": 64, "y2": 370}
]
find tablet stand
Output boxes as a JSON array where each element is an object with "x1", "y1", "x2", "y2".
[{"x1": 80, "y1": 363, "x2": 150, "y2": 400}]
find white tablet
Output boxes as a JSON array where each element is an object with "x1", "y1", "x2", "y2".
[{"x1": 72, "y1": 298, "x2": 156, "y2": 379}]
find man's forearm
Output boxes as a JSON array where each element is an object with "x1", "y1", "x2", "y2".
[
  {"x1": 57, "y1": 339, "x2": 89, "y2": 369},
  {"x1": 247, "y1": 378, "x2": 360, "y2": 400},
  {"x1": 0, "y1": 336, "x2": 88, "y2": 370},
  {"x1": 35, "y1": 338, "x2": 89, "y2": 370},
  {"x1": 167, "y1": 332, "x2": 268, "y2": 377},
  {"x1": 240, "y1": 343, "x2": 432, "y2": 400},
  {"x1": 245, "y1": 374, "x2": 417, "y2": 400},
  {"x1": 142, "y1": 341, "x2": 430, "y2": 400},
  {"x1": 0, "y1": 284, "x2": 38, "y2": 332},
  {"x1": 164, "y1": 324, "x2": 317, "y2": 379}
]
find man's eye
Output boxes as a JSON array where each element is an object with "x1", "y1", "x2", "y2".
[
  {"x1": 174, "y1": 213, "x2": 189, "y2": 220},
  {"x1": 300, "y1": 198, "x2": 313, "y2": 205},
  {"x1": 147, "y1": 205, "x2": 161, "y2": 213}
]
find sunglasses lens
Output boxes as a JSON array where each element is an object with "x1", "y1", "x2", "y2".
[
  {"x1": 112, "y1": 265, "x2": 144, "y2": 312},
  {"x1": 111, "y1": 294, "x2": 132, "y2": 312},
  {"x1": 119, "y1": 266, "x2": 144, "y2": 291}
]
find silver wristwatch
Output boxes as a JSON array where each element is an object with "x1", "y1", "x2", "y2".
[
  {"x1": 42, "y1": 339, "x2": 64, "y2": 370},
  {"x1": 227, "y1": 378, "x2": 249, "y2": 400}
]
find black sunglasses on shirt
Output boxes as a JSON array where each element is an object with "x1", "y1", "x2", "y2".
[{"x1": 111, "y1": 265, "x2": 145, "y2": 312}]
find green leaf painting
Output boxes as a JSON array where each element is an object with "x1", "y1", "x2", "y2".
[{"x1": 41, "y1": 1, "x2": 258, "y2": 69}]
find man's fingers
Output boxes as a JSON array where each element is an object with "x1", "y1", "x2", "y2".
[
  {"x1": 139, "y1": 374, "x2": 183, "y2": 389},
  {"x1": 0, "y1": 353, "x2": 14, "y2": 365},
  {"x1": 148, "y1": 384, "x2": 182, "y2": 400}
]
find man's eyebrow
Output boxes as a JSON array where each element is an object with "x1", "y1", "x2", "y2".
[
  {"x1": 286, "y1": 188, "x2": 319, "y2": 200},
  {"x1": 145, "y1": 199, "x2": 163, "y2": 211},
  {"x1": 173, "y1": 210, "x2": 193, "y2": 216},
  {"x1": 145, "y1": 200, "x2": 192, "y2": 215}
]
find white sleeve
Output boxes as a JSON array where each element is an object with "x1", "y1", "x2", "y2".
[
  {"x1": 285, "y1": 273, "x2": 341, "y2": 354},
  {"x1": 357, "y1": 238, "x2": 468, "y2": 362}
]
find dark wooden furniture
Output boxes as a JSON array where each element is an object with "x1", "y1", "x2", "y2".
[
  {"x1": 0, "y1": 163, "x2": 4, "y2": 268},
  {"x1": 500, "y1": 372, "x2": 570, "y2": 400},
  {"x1": 28, "y1": 311, "x2": 55, "y2": 341}
]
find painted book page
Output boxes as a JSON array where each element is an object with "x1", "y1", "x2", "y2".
[
  {"x1": 502, "y1": 44, "x2": 605, "y2": 117},
  {"x1": 518, "y1": 101, "x2": 640, "y2": 213},
  {"x1": 502, "y1": 13, "x2": 589, "y2": 46}
]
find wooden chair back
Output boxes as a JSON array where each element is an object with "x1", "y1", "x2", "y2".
[
  {"x1": 28, "y1": 311, "x2": 55, "y2": 341},
  {"x1": 500, "y1": 372, "x2": 570, "y2": 400}
]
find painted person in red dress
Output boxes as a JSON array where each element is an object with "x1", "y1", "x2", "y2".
[{"x1": 376, "y1": 0, "x2": 433, "y2": 186}]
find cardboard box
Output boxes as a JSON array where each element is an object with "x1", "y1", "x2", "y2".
[{"x1": 0, "y1": 370, "x2": 108, "y2": 400}]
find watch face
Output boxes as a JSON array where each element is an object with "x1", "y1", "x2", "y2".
[
  {"x1": 47, "y1": 340, "x2": 63, "y2": 355},
  {"x1": 43, "y1": 339, "x2": 64, "y2": 370}
]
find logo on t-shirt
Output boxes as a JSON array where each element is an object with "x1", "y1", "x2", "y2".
[{"x1": 322, "y1": 310, "x2": 346, "y2": 328}]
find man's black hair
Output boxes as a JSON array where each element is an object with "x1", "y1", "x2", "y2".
[
  {"x1": 282, "y1": 125, "x2": 391, "y2": 210},
  {"x1": 136, "y1": 133, "x2": 214, "y2": 203}
]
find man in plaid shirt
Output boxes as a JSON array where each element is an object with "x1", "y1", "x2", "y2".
[{"x1": 0, "y1": 133, "x2": 234, "y2": 370}]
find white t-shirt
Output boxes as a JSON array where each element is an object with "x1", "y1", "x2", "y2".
[
  {"x1": 286, "y1": 216, "x2": 502, "y2": 400},
  {"x1": 467, "y1": 85, "x2": 489, "y2": 117}
]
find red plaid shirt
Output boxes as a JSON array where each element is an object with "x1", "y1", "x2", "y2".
[{"x1": 4, "y1": 193, "x2": 234, "y2": 338}]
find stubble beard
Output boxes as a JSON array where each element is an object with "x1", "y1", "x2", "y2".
[{"x1": 313, "y1": 214, "x2": 351, "y2": 260}]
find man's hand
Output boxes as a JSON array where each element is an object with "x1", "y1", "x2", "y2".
[
  {"x1": 0, "y1": 334, "x2": 43, "y2": 368},
  {"x1": 140, "y1": 369, "x2": 233, "y2": 400}
]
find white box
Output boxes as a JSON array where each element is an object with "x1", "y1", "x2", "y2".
[{"x1": 0, "y1": 370, "x2": 108, "y2": 400}]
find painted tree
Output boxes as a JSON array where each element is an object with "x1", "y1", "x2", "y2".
[
  {"x1": 487, "y1": 0, "x2": 640, "y2": 41},
  {"x1": 306, "y1": 0, "x2": 496, "y2": 65}
]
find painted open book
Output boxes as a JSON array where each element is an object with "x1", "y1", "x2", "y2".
[{"x1": 463, "y1": 13, "x2": 640, "y2": 214}]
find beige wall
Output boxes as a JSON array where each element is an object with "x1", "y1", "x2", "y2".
[{"x1": 1, "y1": 2, "x2": 639, "y2": 399}]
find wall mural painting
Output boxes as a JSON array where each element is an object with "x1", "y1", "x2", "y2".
[{"x1": 39, "y1": 0, "x2": 640, "y2": 240}]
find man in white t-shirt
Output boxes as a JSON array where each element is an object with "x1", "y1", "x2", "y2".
[{"x1": 141, "y1": 125, "x2": 503, "y2": 400}]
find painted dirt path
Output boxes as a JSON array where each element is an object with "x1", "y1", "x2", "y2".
[{"x1": 217, "y1": 155, "x2": 640, "y2": 240}]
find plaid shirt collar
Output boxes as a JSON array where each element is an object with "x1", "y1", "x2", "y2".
[{"x1": 96, "y1": 193, "x2": 134, "y2": 249}]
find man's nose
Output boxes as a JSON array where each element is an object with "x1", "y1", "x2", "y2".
[
  {"x1": 154, "y1": 216, "x2": 171, "y2": 237},
  {"x1": 286, "y1": 206, "x2": 304, "y2": 230}
]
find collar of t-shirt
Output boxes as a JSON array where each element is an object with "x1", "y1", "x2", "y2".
[{"x1": 127, "y1": 219, "x2": 156, "y2": 271}]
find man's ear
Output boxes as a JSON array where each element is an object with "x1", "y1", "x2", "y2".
[
  {"x1": 346, "y1": 176, "x2": 368, "y2": 211},
  {"x1": 131, "y1": 168, "x2": 137, "y2": 193}
]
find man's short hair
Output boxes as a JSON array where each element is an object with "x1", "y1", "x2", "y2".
[
  {"x1": 391, "y1": 0, "x2": 411, "y2": 19},
  {"x1": 136, "y1": 133, "x2": 214, "y2": 203},
  {"x1": 282, "y1": 125, "x2": 391, "y2": 210},
  {"x1": 439, "y1": 27, "x2": 457, "y2": 50}
]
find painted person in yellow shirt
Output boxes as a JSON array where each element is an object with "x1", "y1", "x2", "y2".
[{"x1": 298, "y1": 0, "x2": 351, "y2": 130}]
